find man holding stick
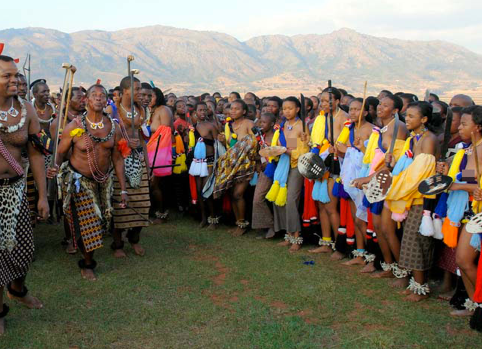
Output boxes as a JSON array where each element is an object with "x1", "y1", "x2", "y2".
[
  {"x1": 52, "y1": 83, "x2": 128, "y2": 280},
  {"x1": 0, "y1": 55, "x2": 47, "y2": 334}
]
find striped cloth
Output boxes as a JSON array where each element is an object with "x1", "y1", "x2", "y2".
[{"x1": 112, "y1": 155, "x2": 151, "y2": 229}]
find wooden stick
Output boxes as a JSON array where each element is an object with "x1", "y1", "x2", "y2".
[
  {"x1": 472, "y1": 132, "x2": 481, "y2": 186},
  {"x1": 357, "y1": 81, "x2": 367, "y2": 130},
  {"x1": 61, "y1": 66, "x2": 76, "y2": 131}
]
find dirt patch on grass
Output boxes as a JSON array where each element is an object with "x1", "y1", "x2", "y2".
[{"x1": 270, "y1": 301, "x2": 288, "y2": 310}]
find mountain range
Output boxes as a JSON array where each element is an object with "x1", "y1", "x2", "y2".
[{"x1": 1, "y1": 25, "x2": 482, "y2": 98}]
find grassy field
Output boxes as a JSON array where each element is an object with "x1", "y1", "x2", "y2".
[{"x1": 2, "y1": 216, "x2": 480, "y2": 349}]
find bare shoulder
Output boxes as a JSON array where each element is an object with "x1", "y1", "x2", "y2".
[
  {"x1": 397, "y1": 120, "x2": 408, "y2": 139},
  {"x1": 244, "y1": 118, "x2": 255, "y2": 128}
]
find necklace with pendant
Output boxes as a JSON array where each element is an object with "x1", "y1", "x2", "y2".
[
  {"x1": 380, "y1": 117, "x2": 395, "y2": 133},
  {"x1": 120, "y1": 103, "x2": 138, "y2": 119},
  {"x1": 0, "y1": 100, "x2": 19, "y2": 121},
  {"x1": 287, "y1": 118, "x2": 299, "y2": 131},
  {"x1": 85, "y1": 115, "x2": 105, "y2": 129}
]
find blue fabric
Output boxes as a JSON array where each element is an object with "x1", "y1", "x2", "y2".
[
  {"x1": 470, "y1": 234, "x2": 481, "y2": 251},
  {"x1": 311, "y1": 147, "x2": 320, "y2": 155},
  {"x1": 370, "y1": 201, "x2": 384, "y2": 215},
  {"x1": 249, "y1": 172, "x2": 258, "y2": 186},
  {"x1": 332, "y1": 180, "x2": 340, "y2": 197},
  {"x1": 312, "y1": 180, "x2": 322, "y2": 201},
  {"x1": 377, "y1": 130, "x2": 386, "y2": 153},
  {"x1": 319, "y1": 179, "x2": 330, "y2": 203},
  {"x1": 193, "y1": 139, "x2": 206, "y2": 159},
  {"x1": 363, "y1": 195, "x2": 370, "y2": 208},
  {"x1": 434, "y1": 192, "x2": 449, "y2": 218},
  {"x1": 359, "y1": 164, "x2": 370, "y2": 178},
  {"x1": 279, "y1": 121, "x2": 287, "y2": 147}
]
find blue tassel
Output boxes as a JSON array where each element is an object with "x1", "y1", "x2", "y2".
[
  {"x1": 250, "y1": 172, "x2": 258, "y2": 186},
  {"x1": 311, "y1": 147, "x2": 320, "y2": 155},
  {"x1": 447, "y1": 188, "x2": 469, "y2": 223},
  {"x1": 359, "y1": 164, "x2": 370, "y2": 178},
  {"x1": 434, "y1": 192, "x2": 449, "y2": 218},
  {"x1": 172, "y1": 146, "x2": 177, "y2": 157},
  {"x1": 320, "y1": 179, "x2": 330, "y2": 204},
  {"x1": 371, "y1": 201, "x2": 384, "y2": 215},
  {"x1": 470, "y1": 234, "x2": 481, "y2": 251},
  {"x1": 264, "y1": 161, "x2": 277, "y2": 180},
  {"x1": 392, "y1": 155, "x2": 413, "y2": 176},
  {"x1": 194, "y1": 140, "x2": 206, "y2": 159},
  {"x1": 332, "y1": 181, "x2": 340, "y2": 197},
  {"x1": 312, "y1": 180, "x2": 322, "y2": 201}
]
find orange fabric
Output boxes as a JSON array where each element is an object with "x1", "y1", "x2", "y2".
[{"x1": 442, "y1": 218, "x2": 459, "y2": 248}]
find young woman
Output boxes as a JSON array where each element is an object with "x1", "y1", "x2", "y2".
[
  {"x1": 252, "y1": 113, "x2": 276, "y2": 239},
  {"x1": 437, "y1": 105, "x2": 482, "y2": 315},
  {"x1": 385, "y1": 101, "x2": 438, "y2": 300},
  {"x1": 214, "y1": 99, "x2": 257, "y2": 236},
  {"x1": 352, "y1": 95, "x2": 408, "y2": 278},
  {"x1": 335, "y1": 98, "x2": 374, "y2": 267},
  {"x1": 267, "y1": 97, "x2": 309, "y2": 252}
]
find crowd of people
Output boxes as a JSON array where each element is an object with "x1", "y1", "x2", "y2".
[{"x1": 1, "y1": 53, "x2": 482, "y2": 335}]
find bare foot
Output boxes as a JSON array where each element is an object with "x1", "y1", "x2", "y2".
[
  {"x1": 371, "y1": 270, "x2": 395, "y2": 279},
  {"x1": 232, "y1": 227, "x2": 247, "y2": 237},
  {"x1": 289, "y1": 244, "x2": 301, "y2": 253},
  {"x1": 80, "y1": 269, "x2": 97, "y2": 281},
  {"x1": 438, "y1": 290, "x2": 455, "y2": 301},
  {"x1": 278, "y1": 240, "x2": 291, "y2": 247},
  {"x1": 405, "y1": 293, "x2": 429, "y2": 302},
  {"x1": 450, "y1": 308, "x2": 474, "y2": 317},
  {"x1": 360, "y1": 262, "x2": 376, "y2": 273},
  {"x1": 131, "y1": 243, "x2": 145, "y2": 256},
  {"x1": 308, "y1": 246, "x2": 332, "y2": 253},
  {"x1": 390, "y1": 277, "x2": 409, "y2": 289},
  {"x1": 7, "y1": 293, "x2": 43, "y2": 309},
  {"x1": 330, "y1": 251, "x2": 345, "y2": 261},
  {"x1": 399, "y1": 288, "x2": 412, "y2": 296},
  {"x1": 65, "y1": 241, "x2": 77, "y2": 254},
  {"x1": 342, "y1": 256, "x2": 365, "y2": 266},
  {"x1": 113, "y1": 249, "x2": 127, "y2": 258},
  {"x1": 265, "y1": 228, "x2": 275, "y2": 239}
]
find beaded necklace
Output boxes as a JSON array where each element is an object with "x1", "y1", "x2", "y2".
[{"x1": 80, "y1": 113, "x2": 115, "y2": 182}]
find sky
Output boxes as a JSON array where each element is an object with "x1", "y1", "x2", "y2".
[{"x1": 3, "y1": 0, "x2": 482, "y2": 54}]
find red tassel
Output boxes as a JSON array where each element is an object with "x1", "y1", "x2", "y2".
[
  {"x1": 96, "y1": 79, "x2": 101, "y2": 85},
  {"x1": 302, "y1": 179, "x2": 318, "y2": 227},
  {"x1": 0, "y1": 43, "x2": 4, "y2": 55},
  {"x1": 474, "y1": 252, "x2": 482, "y2": 303},
  {"x1": 117, "y1": 139, "x2": 132, "y2": 158},
  {"x1": 340, "y1": 198, "x2": 347, "y2": 227},
  {"x1": 346, "y1": 203, "x2": 355, "y2": 244},
  {"x1": 223, "y1": 193, "x2": 232, "y2": 214},
  {"x1": 14, "y1": 58, "x2": 19, "y2": 63},
  {"x1": 189, "y1": 175, "x2": 197, "y2": 204}
]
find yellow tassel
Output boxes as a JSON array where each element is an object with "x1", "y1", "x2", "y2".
[
  {"x1": 448, "y1": 149, "x2": 466, "y2": 180},
  {"x1": 266, "y1": 180, "x2": 280, "y2": 202},
  {"x1": 401, "y1": 137, "x2": 411, "y2": 155},
  {"x1": 188, "y1": 129, "x2": 195, "y2": 149},
  {"x1": 336, "y1": 123, "x2": 351, "y2": 145},
  {"x1": 362, "y1": 131, "x2": 379, "y2": 164},
  {"x1": 275, "y1": 186, "x2": 288, "y2": 206},
  {"x1": 310, "y1": 111, "x2": 326, "y2": 146}
]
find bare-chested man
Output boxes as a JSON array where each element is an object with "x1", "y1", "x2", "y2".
[
  {"x1": 32, "y1": 80, "x2": 56, "y2": 133},
  {"x1": 54, "y1": 84, "x2": 127, "y2": 280},
  {"x1": 17, "y1": 74, "x2": 28, "y2": 100},
  {"x1": 188, "y1": 101, "x2": 218, "y2": 228},
  {"x1": 0, "y1": 55, "x2": 48, "y2": 334}
]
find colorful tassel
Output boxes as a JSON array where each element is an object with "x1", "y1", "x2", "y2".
[
  {"x1": 434, "y1": 192, "x2": 449, "y2": 218},
  {"x1": 432, "y1": 214, "x2": 444, "y2": 240},
  {"x1": 117, "y1": 138, "x2": 132, "y2": 158},
  {"x1": 275, "y1": 186, "x2": 288, "y2": 206},
  {"x1": 266, "y1": 180, "x2": 280, "y2": 202},
  {"x1": 189, "y1": 175, "x2": 197, "y2": 204},
  {"x1": 442, "y1": 218, "x2": 460, "y2": 248},
  {"x1": 319, "y1": 179, "x2": 330, "y2": 204},
  {"x1": 249, "y1": 172, "x2": 258, "y2": 186},
  {"x1": 419, "y1": 210, "x2": 434, "y2": 237}
]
